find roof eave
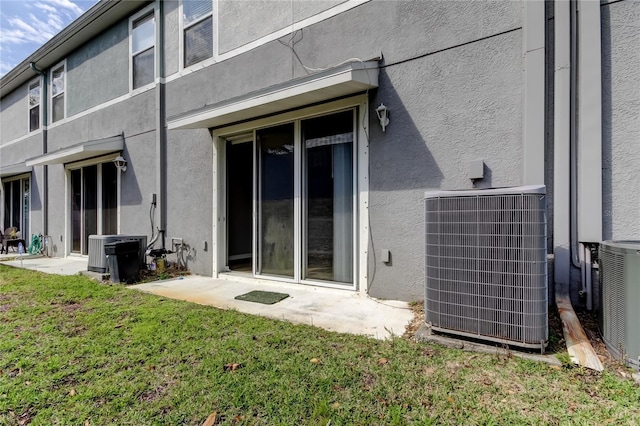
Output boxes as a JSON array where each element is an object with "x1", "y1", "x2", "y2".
[{"x1": 0, "y1": 0, "x2": 150, "y2": 96}]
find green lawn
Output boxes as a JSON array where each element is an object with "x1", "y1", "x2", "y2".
[{"x1": 1, "y1": 265, "x2": 639, "y2": 425}]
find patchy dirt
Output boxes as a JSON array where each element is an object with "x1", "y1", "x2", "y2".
[
  {"x1": 402, "y1": 301, "x2": 425, "y2": 340},
  {"x1": 403, "y1": 301, "x2": 628, "y2": 377}
]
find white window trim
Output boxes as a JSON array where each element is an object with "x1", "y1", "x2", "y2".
[
  {"x1": 178, "y1": 0, "x2": 217, "y2": 72},
  {"x1": 27, "y1": 77, "x2": 42, "y2": 134},
  {"x1": 212, "y1": 95, "x2": 370, "y2": 293},
  {"x1": 64, "y1": 153, "x2": 122, "y2": 256},
  {"x1": 129, "y1": 4, "x2": 158, "y2": 94},
  {"x1": 49, "y1": 59, "x2": 67, "y2": 124}
]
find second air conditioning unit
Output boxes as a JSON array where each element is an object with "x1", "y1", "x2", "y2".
[{"x1": 600, "y1": 240, "x2": 640, "y2": 371}]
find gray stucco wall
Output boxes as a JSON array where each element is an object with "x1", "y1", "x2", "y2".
[
  {"x1": 1, "y1": 134, "x2": 42, "y2": 166},
  {"x1": 47, "y1": 89, "x2": 156, "y2": 151},
  {"x1": 217, "y1": 0, "x2": 346, "y2": 55},
  {"x1": 165, "y1": 0, "x2": 523, "y2": 300},
  {"x1": 367, "y1": 30, "x2": 523, "y2": 300},
  {"x1": 0, "y1": 82, "x2": 29, "y2": 143},
  {"x1": 601, "y1": 0, "x2": 640, "y2": 240},
  {"x1": 165, "y1": 128, "x2": 214, "y2": 276},
  {"x1": 119, "y1": 130, "x2": 157, "y2": 240},
  {"x1": 164, "y1": 0, "x2": 180, "y2": 76},
  {"x1": 66, "y1": 20, "x2": 129, "y2": 116}
]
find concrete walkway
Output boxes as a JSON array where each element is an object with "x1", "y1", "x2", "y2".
[
  {"x1": 0, "y1": 254, "x2": 89, "y2": 275},
  {"x1": 131, "y1": 276, "x2": 413, "y2": 340},
  {"x1": 0, "y1": 255, "x2": 413, "y2": 339}
]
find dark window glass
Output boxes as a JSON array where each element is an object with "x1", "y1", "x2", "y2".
[
  {"x1": 133, "y1": 47, "x2": 155, "y2": 89},
  {"x1": 71, "y1": 169, "x2": 81, "y2": 252},
  {"x1": 257, "y1": 123, "x2": 295, "y2": 277},
  {"x1": 184, "y1": 16, "x2": 213, "y2": 67},
  {"x1": 83, "y1": 165, "x2": 97, "y2": 255},
  {"x1": 52, "y1": 93, "x2": 64, "y2": 123},
  {"x1": 29, "y1": 105, "x2": 40, "y2": 132}
]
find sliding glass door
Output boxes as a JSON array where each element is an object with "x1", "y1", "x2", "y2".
[
  {"x1": 302, "y1": 111, "x2": 353, "y2": 283},
  {"x1": 253, "y1": 110, "x2": 355, "y2": 286},
  {"x1": 70, "y1": 162, "x2": 118, "y2": 254},
  {"x1": 257, "y1": 123, "x2": 295, "y2": 278}
]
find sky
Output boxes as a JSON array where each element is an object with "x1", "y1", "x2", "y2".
[{"x1": 0, "y1": 0, "x2": 99, "y2": 77}]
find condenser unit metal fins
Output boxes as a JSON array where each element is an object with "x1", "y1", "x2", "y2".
[
  {"x1": 424, "y1": 185, "x2": 548, "y2": 350},
  {"x1": 600, "y1": 240, "x2": 640, "y2": 371}
]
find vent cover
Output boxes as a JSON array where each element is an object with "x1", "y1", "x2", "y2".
[
  {"x1": 600, "y1": 240, "x2": 640, "y2": 370},
  {"x1": 425, "y1": 185, "x2": 548, "y2": 349},
  {"x1": 88, "y1": 235, "x2": 147, "y2": 273}
]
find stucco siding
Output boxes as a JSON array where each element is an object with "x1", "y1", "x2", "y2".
[
  {"x1": 218, "y1": 0, "x2": 347, "y2": 55},
  {"x1": 165, "y1": 128, "x2": 214, "y2": 276},
  {"x1": 601, "y1": 0, "x2": 640, "y2": 240},
  {"x1": 367, "y1": 30, "x2": 523, "y2": 300},
  {"x1": 66, "y1": 20, "x2": 129, "y2": 116},
  {"x1": 0, "y1": 83, "x2": 29, "y2": 144},
  {"x1": 47, "y1": 89, "x2": 156, "y2": 152}
]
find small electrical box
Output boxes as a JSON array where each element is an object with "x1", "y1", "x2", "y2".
[
  {"x1": 381, "y1": 249, "x2": 390, "y2": 263},
  {"x1": 469, "y1": 159, "x2": 484, "y2": 180}
]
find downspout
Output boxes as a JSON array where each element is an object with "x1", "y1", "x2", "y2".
[
  {"x1": 155, "y1": 1, "x2": 167, "y2": 249},
  {"x1": 29, "y1": 62, "x2": 48, "y2": 236},
  {"x1": 554, "y1": 0, "x2": 602, "y2": 371},
  {"x1": 554, "y1": 0, "x2": 571, "y2": 291},
  {"x1": 576, "y1": 0, "x2": 603, "y2": 311}
]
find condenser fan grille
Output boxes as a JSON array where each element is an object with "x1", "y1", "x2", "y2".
[{"x1": 425, "y1": 186, "x2": 548, "y2": 349}]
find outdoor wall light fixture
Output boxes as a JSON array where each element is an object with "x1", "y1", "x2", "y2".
[
  {"x1": 376, "y1": 103, "x2": 390, "y2": 132},
  {"x1": 113, "y1": 155, "x2": 127, "y2": 172}
]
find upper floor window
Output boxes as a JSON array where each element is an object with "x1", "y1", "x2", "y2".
[
  {"x1": 51, "y1": 63, "x2": 65, "y2": 123},
  {"x1": 28, "y1": 79, "x2": 41, "y2": 132},
  {"x1": 183, "y1": 0, "x2": 213, "y2": 67},
  {"x1": 131, "y1": 11, "x2": 156, "y2": 90}
]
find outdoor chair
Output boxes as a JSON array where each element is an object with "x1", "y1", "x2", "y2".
[{"x1": 2, "y1": 227, "x2": 25, "y2": 254}]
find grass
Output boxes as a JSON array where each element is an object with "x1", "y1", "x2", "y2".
[{"x1": 1, "y1": 265, "x2": 639, "y2": 425}]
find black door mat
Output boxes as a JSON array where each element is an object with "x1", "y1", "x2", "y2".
[{"x1": 234, "y1": 290, "x2": 290, "y2": 305}]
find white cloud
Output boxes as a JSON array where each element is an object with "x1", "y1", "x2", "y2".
[
  {"x1": 34, "y1": 3, "x2": 59, "y2": 14},
  {"x1": 46, "y1": 0, "x2": 84, "y2": 17},
  {"x1": 0, "y1": 0, "x2": 95, "y2": 77}
]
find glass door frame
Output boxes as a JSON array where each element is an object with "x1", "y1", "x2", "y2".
[
  {"x1": 1, "y1": 173, "x2": 31, "y2": 240},
  {"x1": 64, "y1": 154, "x2": 122, "y2": 256},
  {"x1": 214, "y1": 95, "x2": 370, "y2": 292}
]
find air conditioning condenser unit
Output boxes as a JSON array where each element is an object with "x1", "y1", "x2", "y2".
[
  {"x1": 600, "y1": 240, "x2": 640, "y2": 370},
  {"x1": 424, "y1": 185, "x2": 548, "y2": 350}
]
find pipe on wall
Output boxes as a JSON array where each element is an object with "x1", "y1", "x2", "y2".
[
  {"x1": 553, "y1": 0, "x2": 571, "y2": 288},
  {"x1": 577, "y1": 0, "x2": 603, "y2": 244},
  {"x1": 29, "y1": 62, "x2": 48, "y2": 236},
  {"x1": 155, "y1": 0, "x2": 167, "y2": 248}
]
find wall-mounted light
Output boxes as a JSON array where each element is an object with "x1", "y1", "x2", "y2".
[
  {"x1": 113, "y1": 155, "x2": 127, "y2": 172},
  {"x1": 376, "y1": 103, "x2": 390, "y2": 132}
]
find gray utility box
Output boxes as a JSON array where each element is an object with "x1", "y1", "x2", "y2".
[
  {"x1": 105, "y1": 241, "x2": 140, "y2": 284},
  {"x1": 88, "y1": 235, "x2": 147, "y2": 273}
]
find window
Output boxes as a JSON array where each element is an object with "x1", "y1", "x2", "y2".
[
  {"x1": 2, "y1": 176, "x2": 30, "y2": 240},
  {"x1": 28, "y1": 79, "x2": 41, "y2": 132},
  {"x1": 131, "y1": 11, "x2": 155, "y2": 90},
  {"x1": 51, "y1": 63, "x2": 65, "y2": 123},
  {"x1": 183, "y1": 0, "x2": 213, "y2": 67}
]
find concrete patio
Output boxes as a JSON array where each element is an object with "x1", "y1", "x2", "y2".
[{"x1": 0, "y1": 255, "x2": 413, "y2": 339}]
